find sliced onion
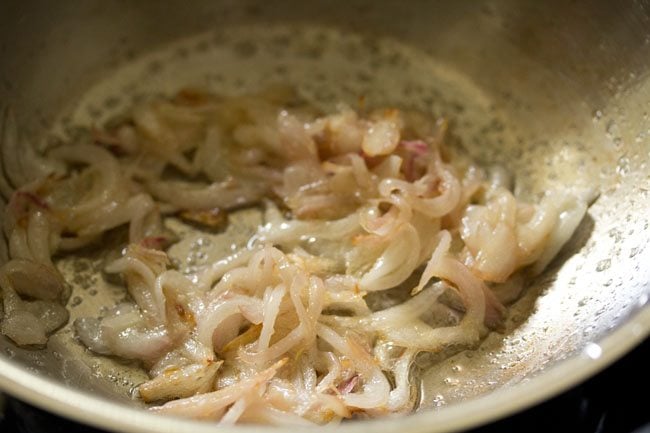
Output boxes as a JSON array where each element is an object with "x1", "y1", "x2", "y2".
[
  {"x1": 149, "y1": 359, "x2": 286, "y2": 419},
  {"x1": 139, "y1": 360, "x2": 223, "y2": 403},
  {"x1": 359, "y1": 223, "x2": 420, "y2": 291},
  {"x1": 362, "y1": 119, "x2": 400, "y2": 157},
  {"x1": 258, "y1": 285, "x2": 286, "y2": 351},
  {"x1": 2, "y1": 259, "x2": 65, "y2": 301},
  {"x1": 147, "y1": 179, "x2": 266, "y2": 211},
  {"x1": 0, "y1": 275, "x2": 48, "y2": 345},
  {"x1": 26, "y1": 211, "x2": 53, "y2": 264},
  {"x1": 316, "y1": 324, "x2": 390, "y2": 409},
  {"x1": 531, "y1": 194, "x2": 587, "y2": 274}
]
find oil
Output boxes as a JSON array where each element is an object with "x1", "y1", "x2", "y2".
[{"x1": 50, "y1": 25, "x2": 513, "y2": 155}]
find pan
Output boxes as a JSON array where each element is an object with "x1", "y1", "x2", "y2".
[{"x1": 0, "y1": 1, "x2": 648, "y2": 432}]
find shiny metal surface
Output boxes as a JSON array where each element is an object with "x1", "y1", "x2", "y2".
[{"x1": 0, "y1": 1, "x2": 649, "y2": 432}]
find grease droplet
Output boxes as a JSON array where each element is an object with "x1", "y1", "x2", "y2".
[{"x1": 596, "y1": 259, "x2": 611, "y2": 272}]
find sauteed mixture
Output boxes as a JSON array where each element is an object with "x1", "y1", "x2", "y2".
[{"x1": 0, "y1": 87, "x2": 589, "y2": 423}]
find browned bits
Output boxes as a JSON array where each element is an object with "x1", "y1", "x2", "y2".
[{"x1": 178, "y1": 208, "x2": 227, "y2": 230}]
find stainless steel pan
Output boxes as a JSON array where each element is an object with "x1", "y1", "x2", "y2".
[{"x1": 0, "y1": 1, "x2": 648, "y2": 432}]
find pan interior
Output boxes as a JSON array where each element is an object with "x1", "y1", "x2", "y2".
[{"x1": 0, "y1": 1, "x2": 648, "y2": 428}]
